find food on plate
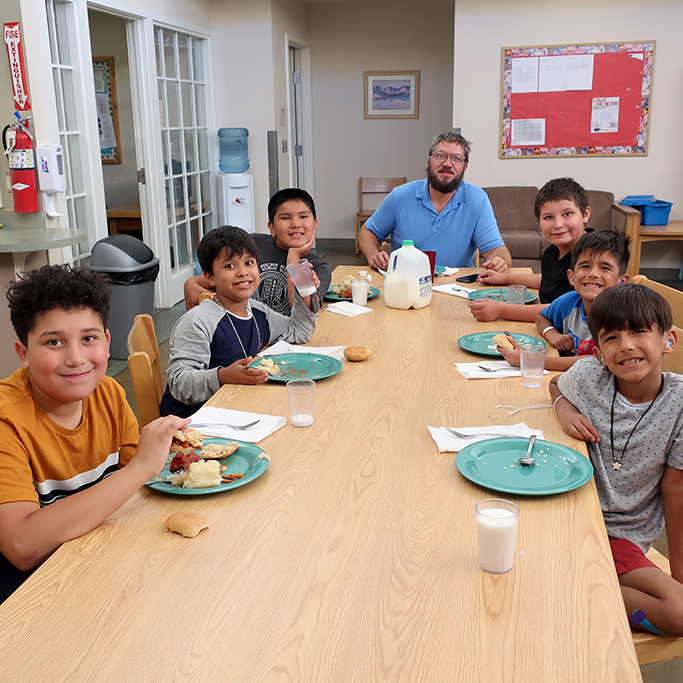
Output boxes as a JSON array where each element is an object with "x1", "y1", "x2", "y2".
[
  {"x1": 165, "y1": 512, "x2": 209, "y2": 538},
  {"x1": 201, "y1": 441, "x2": 239, "y2": 459},
  {"x1": 169, "y1": 451, "x2": 202, "y2": 472},
  {"x1": 258, "y1": 358, "x2": 281, "y2": 375},
  {"x1": 492, "y1": 333, "x2": 514, "y2": 350},
  {"x1": 170, "y1": 428, "x2": 204, "y2": 453},
  {"x1": 221, "y1": 473, "x2": 243, "y2": 482},
  {"x1": 331, "y1": 275, "x2": 354, "y2": 298},
  {"x1": 170, "y1": 460, "x2": 222, "y2": 488},
  {"x1": 344, "y1": 346, "x2": 372, "y2": 362}
]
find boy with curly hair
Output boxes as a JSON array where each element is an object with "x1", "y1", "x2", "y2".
[{"x1": 0, "y1": 265, "x2": 187, "y2": 603}]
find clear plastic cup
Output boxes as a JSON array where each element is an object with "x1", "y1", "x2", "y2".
[
  {"x1": 287, "y1": 379, "x2": 315, "y2": 427},
  {"x1": 286, "y1": 258, "x2": 317, "y2": 298},
  {"x1": 475, "y1": 499, "x2": 519, "y2": 573},
  {"x1": 520, "y1": 344, "x2": 546, "y2": 388},
  {"x1": 507, "y1": 285, "x2": 527, "y2": 305}
]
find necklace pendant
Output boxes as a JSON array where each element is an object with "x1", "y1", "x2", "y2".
[{"x1": 612, "y1": 461, "x2": 622, "y2": 471}]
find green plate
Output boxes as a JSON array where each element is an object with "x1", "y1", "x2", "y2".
[
  {"x1": 435, "y1": 265, "x2": 446, "y2": 275},
  {"x1": 468, "y1": 288, "x2": 539, "y2": 304},
  {"x1": 458, "y1": 331, "x2": 545, "y2": 357},
  {"x1": 325, "y1": 286, "x2": 380, "y2": 301},
  {"x1": 250, "y1": 352, "x2": 343, "y2": 382},
  {"x1": 146, "y1": 438, "x2": 269, "y2": 496},
  {"x1": 456, "y1": 437, "x2": 593, "y2": 496}
]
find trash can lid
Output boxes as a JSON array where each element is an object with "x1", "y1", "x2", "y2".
[{"x1": 90, "y1": 235, "x2": 156, "y2": 272}]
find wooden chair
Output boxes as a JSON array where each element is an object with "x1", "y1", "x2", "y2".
[
  {"x1": 126, "y1": 314, "x2": 163, "y2": 428},
  {"x1": 633, "y1": 547, "x2": 683, "y2": 664},
  {"x1": 355, "y1": 177, "x2": 406, "y2": 254},
  {"x1": 198, "y1": 292, "x2": 214, "y2": 304},
  {"x1": 632, "y1": 275, "x2": 683, "y2": 330}
]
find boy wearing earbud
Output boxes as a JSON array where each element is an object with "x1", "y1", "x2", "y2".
[
  {"x1": 497, "y1": 230, "x2": 630, "y2": 371},
  {"x1": 550, "y1": 283, "x2": 683, "y2": 636}
]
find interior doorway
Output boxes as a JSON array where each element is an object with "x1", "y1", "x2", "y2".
[
  {"x1": 286, "y1": 37, "x2": 313, "y2": 195},
  {"x1": 88, "y1": 10, "x2": 142, "y2": 240}
]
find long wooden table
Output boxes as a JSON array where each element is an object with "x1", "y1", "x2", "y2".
[{"x1": 0, "y1": 267, "x2": 642, "y2": 682}]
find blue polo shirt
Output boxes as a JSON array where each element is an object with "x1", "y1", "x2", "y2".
[{"x1": 365, "y1": 179, "x2": 504, "y2": 267}]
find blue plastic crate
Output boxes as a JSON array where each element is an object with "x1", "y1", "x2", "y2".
[{"x1": 620, "y1": 195, "x2": 673, "y2": 226}]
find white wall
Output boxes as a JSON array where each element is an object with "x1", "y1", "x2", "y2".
[
  {"x1": 88, "y1": 10, "x2": 139, "y2": 209},
  {"x1": 454, "y1": 0, "x2": 683, "y2": 268},
  {"x1": 309, "y1": 0, "x2": 455, "y2": 242}
]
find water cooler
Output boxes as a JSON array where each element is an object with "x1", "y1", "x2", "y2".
[{"x1": 216, "y1": 128, "x2": 255, "y2": 232}]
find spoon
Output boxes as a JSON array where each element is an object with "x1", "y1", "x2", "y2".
[{"x1": 519, "y1": 434, "x2": 537, "y2": 466}]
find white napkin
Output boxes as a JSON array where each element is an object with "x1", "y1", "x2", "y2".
[
  {"x1": 259, "y1": 340, "x2": 346, "y2": 361},
  {"x1": 189, "y1": 406, "x2": 285, "y2": 443},
  {"x1": 455, "y1": 360, "x2": 549, "y2": 379},
  {"x1": 325, "y1": 301, "x2": 373, "y2": 316},
  {"x1": 436, "y1": 267, "x2": 460, "y2": 277},
  {"x1": 433, "y1": 283, "x2": 474, "y2": 299},
  {"x1": 428, "y1": 423, "x2": 544, "y2": 453}
]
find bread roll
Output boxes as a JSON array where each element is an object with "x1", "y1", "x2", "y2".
[
  {"x1": 492, "y1": 333, "x2": 514, "y2": 350},
  {"x1": 344, "y1": 346, "x2": 372, "y2": 362},
  {"x1": 165, "y1": 512, "x2": 209, "y2": 538},
  {"x1": 201, "y1": 441, "x2": 239, "y2": 459},
  {"x1": 170, "y1": 429, "x2": 204, "y2": 453}
]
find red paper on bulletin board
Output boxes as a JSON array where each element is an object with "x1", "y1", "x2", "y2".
[{"x1": 500, "y1": 41, "x2": 655, "y2": 158}]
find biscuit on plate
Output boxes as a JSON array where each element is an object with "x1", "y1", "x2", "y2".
[
  {"x1": 491, "y1": 334, "x2": 514, "y2": 350},
  {"x1": 201, "y1": 441, "x2": 239, "y2": 459},
  {"x1": 164, "y1": 512, "x2": 209, "y2": 538},
  {"x1": 170, "y1": 428, "x2": 204, "y2": 453}
]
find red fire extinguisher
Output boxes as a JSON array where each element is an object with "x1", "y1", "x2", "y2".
[{"x1": 3, "y1": 114, "x2": 39, "y2": 213}]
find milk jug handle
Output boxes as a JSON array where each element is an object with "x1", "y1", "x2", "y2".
[{"x1": 389, "y1": 250, "x2": 399, "y2": 272}]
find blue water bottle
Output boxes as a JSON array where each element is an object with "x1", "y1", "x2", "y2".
[{"x1": 218, "y1": 128, "x2": 249, "y2": 173}]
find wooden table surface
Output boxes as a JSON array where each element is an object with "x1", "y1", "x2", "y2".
[{"x1": 0, "y1": 267, "x2": 642, "y2": 682}]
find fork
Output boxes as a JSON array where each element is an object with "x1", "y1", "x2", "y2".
[
  {"x1": 190, "y1": 419, "x2": 261, "y2": 430},
  {"x1": 445, "y1": 427, "x2": 521, "y2": 439},
  {"x1": 477, "y1": 365, "x2": 500, "y2": 373}
]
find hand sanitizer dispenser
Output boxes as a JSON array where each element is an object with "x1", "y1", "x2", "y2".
[{"x1": 36, "y1": 144, "x2": 66, "y2": 217}]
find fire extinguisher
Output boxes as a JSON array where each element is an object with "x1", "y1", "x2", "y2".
[{"x1": 2, "y1": 113, "x2": 39, "y2": 213}]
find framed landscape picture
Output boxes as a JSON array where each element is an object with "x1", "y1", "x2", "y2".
[{"x1": 364, "y1": 71, "x2": 420, "y2": 119}]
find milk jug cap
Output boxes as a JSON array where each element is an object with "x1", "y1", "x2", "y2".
[{"x1": 402, "y1": 240, "x2": 414, "y2": 247}]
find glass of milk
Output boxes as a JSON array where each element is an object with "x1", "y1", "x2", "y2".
[
  {"x1": 351, "y1": 278, "x2": 369, "y2": 306},
  {"x1": 475, "y1": 499, "x2": 519, "y2": 573},
  {"x1": 286, "y1": 258, "x2": 317, "y2": 298},
  {"x1": 286, "y1": 379, "x2": 315, "y2": 427}
]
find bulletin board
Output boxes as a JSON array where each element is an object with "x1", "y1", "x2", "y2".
[
  {"x1": 500, "y1": 41, "x2": 655, "y2": 158},
  {"x1": 92, "y1": 56, "x2": 121, "y2": 164}
]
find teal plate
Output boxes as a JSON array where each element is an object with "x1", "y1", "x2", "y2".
[
  {"x1": 468, "y1": 288, "x2": 539, "y2": 304},
  {"x1": 146, "y1": 438, "x2": 269, "y2": 496},
  {"x1": 435, "y1": 265, "x2": 446, "y2": 275},
  {"x1": 325, "y1": 286, "x2": 380, "y2": 301},
  {"x1": 250, "y1": 352, "x2": 343, "y2": 382},
  {"x1": 456, "y1": 437, "x2": 593, "y2": 496},
  {"x1": 458, "y1": 331, "x2": 545, "y2": 357}
]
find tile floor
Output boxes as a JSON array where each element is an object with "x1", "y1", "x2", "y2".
[{"x1": 108, "y1": 249, "x2": 683, "y2": 681}]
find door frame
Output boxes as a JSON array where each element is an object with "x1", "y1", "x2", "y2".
[{"x1": 285, "y1": 35, "x2": 314, "y2": 196}]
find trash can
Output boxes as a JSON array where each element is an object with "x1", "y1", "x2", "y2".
[{"x1": 90, "y1": 234, "x2": 160, "y2": 360}]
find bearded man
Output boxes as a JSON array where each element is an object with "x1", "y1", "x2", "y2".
[{"x1": 359, "y1": 131, "x2": 511, "y2": 272}]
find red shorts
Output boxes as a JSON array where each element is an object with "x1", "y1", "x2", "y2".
[{"x1": 610, "y1": 538, "x2": 659, "y2": 575}]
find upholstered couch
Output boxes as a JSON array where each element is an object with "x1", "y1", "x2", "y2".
[{"x1": 483, "y1": 186, "x2": 641, "y2": 274}]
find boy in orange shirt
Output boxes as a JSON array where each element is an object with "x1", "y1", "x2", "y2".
[{"x1": 0, "y1": 265, "x2": 187, "y2": 603}]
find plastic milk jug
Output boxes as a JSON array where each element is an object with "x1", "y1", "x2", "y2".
[{"x1": 384, "y1": 240, "x2": 433, "y2": 309}]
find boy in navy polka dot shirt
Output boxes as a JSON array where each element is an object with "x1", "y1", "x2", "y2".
[{"x1": 550, "y1": 283, "x2": 683, "y2": 636}]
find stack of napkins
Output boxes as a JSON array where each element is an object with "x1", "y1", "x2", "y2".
[
  {"x1": 325, "y1": 301, "x2": 373, "y2": 316},
  {"x1": 433, "y1": 283, "x2": 475, "y2": 299},
  {"x1": 189, "y1": 406, "x2": 285, "y2": 443},
  {"x1": 260, "y1": 340, "x2": 346, "y2": 361},
  {"x1": 436, "y1": 267, "x2": 459, "y2": 277},
  {"x1": 428, "y1": 423, "x2": 544, "y2": 452}
]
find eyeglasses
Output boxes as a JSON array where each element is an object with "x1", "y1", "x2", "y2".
[{"x1": 430, "y1": 151, "x2": 466, "y2": 166}]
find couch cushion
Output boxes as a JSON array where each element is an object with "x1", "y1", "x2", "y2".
[
  {"x1": 586, "y1": 190, "x2": 615, "y2": 231},
  {"x1": 483, "y1": 186, "x2": 539, "y2": 232},
  {"x1": 500, "y1": 229, "x2": 544, "y2": 261}
]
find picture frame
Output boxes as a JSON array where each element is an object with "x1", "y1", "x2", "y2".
[{"x1": 364, "y1": 71, "x2": 419, "y2": 119}]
